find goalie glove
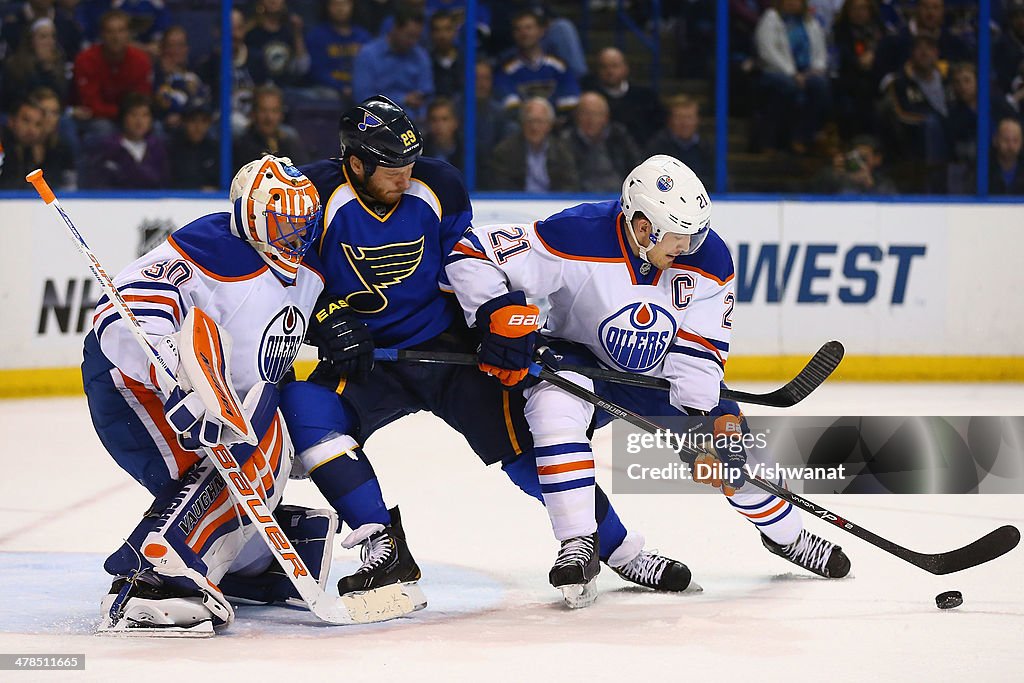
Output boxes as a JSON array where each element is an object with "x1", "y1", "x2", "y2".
[
  {"x1": 306, "y1": 293, "x2": 374, "y2": 382},
  {"x1": 475, "y1": 291, "x2": 540, "y2": 388}
]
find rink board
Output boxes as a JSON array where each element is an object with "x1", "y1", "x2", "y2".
[{"x1": 1, "y1": 198, "x2": 1022, "y2": 395}]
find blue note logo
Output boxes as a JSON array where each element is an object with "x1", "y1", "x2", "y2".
[
  {"x1": 259, "y1": 305, "x2": 306, "y2": 382},
  {"x1": 598, "y1": 302, "x2": 676, "y2": 372},
  {"x1": 358, "y1": 110, "x2": 384, "y2": 131}
]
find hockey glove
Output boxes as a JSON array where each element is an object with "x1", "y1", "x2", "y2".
[
  {"x1": 691, "y1": 414, "x2": 748, "y2": 496},
  {"x1": 164, "y1": 382, "x2": 279, "y2": 466},
  {"x1": 307, "y1": 293, "x2": 374, "y2": 382},
  {"x1": 475, "y1": 291, "x2": 541, "y2": 387}
]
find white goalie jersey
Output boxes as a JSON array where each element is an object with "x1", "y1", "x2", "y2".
[
  {"x1": 91, "y1": 212, "x2": 324, "y2": 396},
  {"x1": 443, "y1": 200, "x2": 735, "y2": 411}
]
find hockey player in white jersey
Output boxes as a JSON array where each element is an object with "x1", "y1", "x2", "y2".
[
  {"x1": 445, "y1": 155, "x2": 851, "y2": 603},
  {"x1": 81, "y1": 155, "x2": 339, "y2": 635}
]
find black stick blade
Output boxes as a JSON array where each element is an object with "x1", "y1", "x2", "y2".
[
  {"x1": 919, "y1": 525, "x2": 1021, "y2": 575},
  {"x1": 780, "y1": 340, "x2": 845, "y2": 404}
]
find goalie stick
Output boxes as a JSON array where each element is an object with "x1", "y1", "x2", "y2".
[
  {"x1": 26, "y1": 169, "x2": 424, "y2": 626},
  {"x1": 374, "y1": 340, "x2": 845, "y2": 408},
  {"x1": 525, "y1": 364, "x2": 1020, "y2": 576}
]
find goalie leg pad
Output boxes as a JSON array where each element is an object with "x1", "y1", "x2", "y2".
[
  {"x1": 97, "y1": 569, "x2": 227, "y2": 637},
  {"x1": 220, "y1": 505, "x2": 338, "y2": 607}
]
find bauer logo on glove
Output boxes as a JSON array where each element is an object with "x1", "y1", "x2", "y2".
[{"x1": 475, "y1": 291, "x2": 541, "y2": 387}]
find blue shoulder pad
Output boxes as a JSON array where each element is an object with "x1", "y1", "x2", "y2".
[
  {"x1": 534, "y1": 200, "x2": 624, "y2": 261},
  {"x1": 672, "y1": 228, "x2": 734, "y2": 282},
  {"x1": 169, "y1": 213, "x2": 266, "y2": 279}
]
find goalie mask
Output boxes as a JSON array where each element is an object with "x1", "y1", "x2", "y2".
[
  {"x1": 620, "y1": 155, "x2": 712, "y2": 264},
  {"x1": 230, "y1": 155, "x2": 322, "y2": 284}
]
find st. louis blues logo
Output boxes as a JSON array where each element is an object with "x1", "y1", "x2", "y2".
[
  {"x1": 598, "y1": 302, "x2": 676, "y2": 372},
  {"x1": 258, "y1": 305, "x2": 306, "y2": 382},
  {"x1": 656, "y1": 175, "x2": 674, "y2": 192},
  {"x1": 340, "y1": 236, "x2": 425, "y2": 313},
  {"x1": 357, "y1": 110, "x2": 385, "y2": 131}
]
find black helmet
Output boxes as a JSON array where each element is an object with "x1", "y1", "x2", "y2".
[{"x1": 339, "y1": 95, "x2": 422, "y2": 175}]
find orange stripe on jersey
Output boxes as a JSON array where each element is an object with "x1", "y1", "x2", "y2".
[
  {"x1": 615, "y1": 214, "x2": 641, "y2": 285},
  {"x1": 676, "y1": 329, "x2": 725, "y2": 363},
  {"x1": 669, "y1": 263, "x2": 735, "y2": 287},
  {"x1": 168, "y1": 236, "x2": 269, "y2": 282},
  {"x1": 537, "y1": 459, "x2": 595, "y2": 475},
  {"x1": 534, "y1": 220, "x2": 626, "y2": 264},
  {"x1": 738, "y1": 498, "x2": 788, "y2": 519},
  {"x1": 93, "y1": 295, "x2": 182, "y2": 327},
  {"x1": 452, "y1": 242, "x2": 488, "y2": 259},
  {"x1": 119, "y1": 371, "x2": 199, "y2": 477}
]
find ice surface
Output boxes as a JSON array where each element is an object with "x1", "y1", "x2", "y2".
[{"x1": 1, "y1": 385, "x2": 1022, "y2": 681}]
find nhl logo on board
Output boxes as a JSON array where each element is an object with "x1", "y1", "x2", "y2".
[
  {"x1": 598, "y1": 302, "x2": 676, "y2": 372},
  {"x1": 656, "y1": 175, "x2": 674, "y2": 192},
  {"x1": 258, "y1": 306, "x2": 306, "y2": 383}
]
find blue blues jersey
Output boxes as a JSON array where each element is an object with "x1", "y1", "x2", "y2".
[
  {"x1": 494, "y1": 54, "x2": 581, "y2": 111},
  {"x1": 305, "y1": 23, "x2": 372, "y2": 91},
  {"x1": 300, "y1": 156, "x2": 471, "y2": 348}
]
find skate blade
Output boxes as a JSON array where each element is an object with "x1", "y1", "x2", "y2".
[
  {"x1": 559, "y1": 578, "x2": 598, "y2": 609},
  {"x1": 684, "y1": 579, "x2": 703, "y2": 593},
  {"x1": 341, "y1": 581, "x2": 427, "y2": 623},
  {"x1": 95, "y1": 618, "x2": 215, "y2": 638}
]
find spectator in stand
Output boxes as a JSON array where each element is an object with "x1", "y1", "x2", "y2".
[
  {"x1": 832, "y1": 0, "x2": 886, "y2": 139},
  {"x1": 474, "y1": 59, "x2": 511, "y2": 166},
  {"x1": 353, "y1": 0, "x2": 399, "y2": 35},
  {"x1": 245, "y1": 0, "x2": 310, "y2": 88},
  {"x1": 0, "y1": 100, "x2": 46, "y2": 189},
  {"x1": 72, "y1": 9, "x2": 153, "y2": 144},
  {"x1": 1, "y1": 0, "x2": 82, "y2": 62},
  {"x1": 423, "y1": 97, "x2": 463, "y2": 171},
  {"x1": 232, "y1": 85, "x2": 309, "y2": 172},
  {"x1": 487, "y1": 2, "x2": 586, "y2": 79},
  {"x1": 815, "y1": 133, "x2": 897, "y2": 193},
  {"x1": 561, "y1": 91, "x2": 641, "y2": 193},
  {"x1": 993, "y1": 0, "x2": 1024, "y2": 101},
  {"x1": 1, "y1": 17, "x2": 70, "y2": 113},
  {"x1": 879, "y1": 34, "x2": 950, "y2": 192},
  {"x1": 990, "y1": 117, "x2": 1024, "y2": 194},
  {"x1": 352, "y1": 7, "x2": 434, "y2": 123},
  {"x1": 486, "y1": 96, "x2": 578, "y2": 192},
  {"x1": 199, "y1": 8, "x2": 256, "y2": 137},
  {"x1": 874, "y1": 0, "x2": 969, "y2": 83},
  {"x1": 429, "y1": 10, "x2": 462, "y2": 98},
  {"x1": 170, "y1": 104, "x2": 218, "y2": 190},
  {"x1": 88, "y1": 92, "x2": 169, "y2": 189},
  {"x1": 494, "y1": 9, "x2": 580, "y2": 114},
  {"x1": 643, "y1": 95, "x2": 715, "y2": 190},
  {"x1": 305, "y1": 0, "x2": 371, "y2": 103},
  {"x1": 113, "y1": 0, "x2": 171, "y2": 58},
  {"x1": 153, "y1": 25, "x2": 210, "y2": 131},
  {"x1": 581, "y1": 47, "x2": 662, "y2": 146},
  {"x1": 753, "y1": 0, "x2": 831, "y2": 154},
  {"x1": 29, "y1": 86, "x2": 76, "y2": 189}
]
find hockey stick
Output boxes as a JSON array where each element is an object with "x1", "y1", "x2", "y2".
[
  {"x1": 27, "y1": 170, "x2": 422, "y2": 625},
  {"x1": 374, "y1": 340, "x2": 845, "y2": 408},
  {"x1": 526, "y1": 364, "x2": 1020, "y2": 575}
]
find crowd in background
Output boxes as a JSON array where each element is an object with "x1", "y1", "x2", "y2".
[{"x1": 0, "y1": 0, "x2": 1021, "y2": 195}]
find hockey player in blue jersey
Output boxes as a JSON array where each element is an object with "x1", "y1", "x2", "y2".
[
  {"x1": 279, "y1": 95, "x2": 692, "y2": 607},
  {"x1": 445, "y1": 155, "x2": 852, "y2": 592},
  {"x1": 79, "y1": 155, "x2": 407, "y2": 635}
]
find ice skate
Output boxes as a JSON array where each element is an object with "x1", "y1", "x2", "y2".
[
  {"x1": 609, "y1": 549, "x2": 694, "y2": 592},
  {"x1": 549, "y1": 532, "x2": 600, "y2": 609},
  {"x1": 337, "y1": 507, "x2": 426, "y2": 615},
  {"x1": 761, "y1": 529, "x2": 851, "y2": 578},
  {"x1": 97, "y1": 570, "x2": 227, "y2": 638}
]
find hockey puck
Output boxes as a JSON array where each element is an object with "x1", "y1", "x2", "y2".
[{"x1": 935, "y1": 591, "x2": 963, "y2": 610}]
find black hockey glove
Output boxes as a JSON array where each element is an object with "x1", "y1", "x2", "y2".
[{"x1": 306, "y1": 293, "x2": 374, "y2": 382}]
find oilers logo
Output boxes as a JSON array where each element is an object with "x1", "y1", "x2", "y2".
[
  {"x1": 656, "y1": 175, "x2": 674, "y2": 192},
  {"x1": 598, "y1": 302, "x2": 676, "y2": 372},
  {"x1": 258, "y1": 306, "x2": 306, "y2": 382}
]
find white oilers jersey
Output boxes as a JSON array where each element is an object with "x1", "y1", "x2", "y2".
[
  {"x1": 92, "y1": 212, "x2": 324, "y2": 395},
  {"x1": 445, "y1": 200, "x2": 735, "y2": 412}
]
